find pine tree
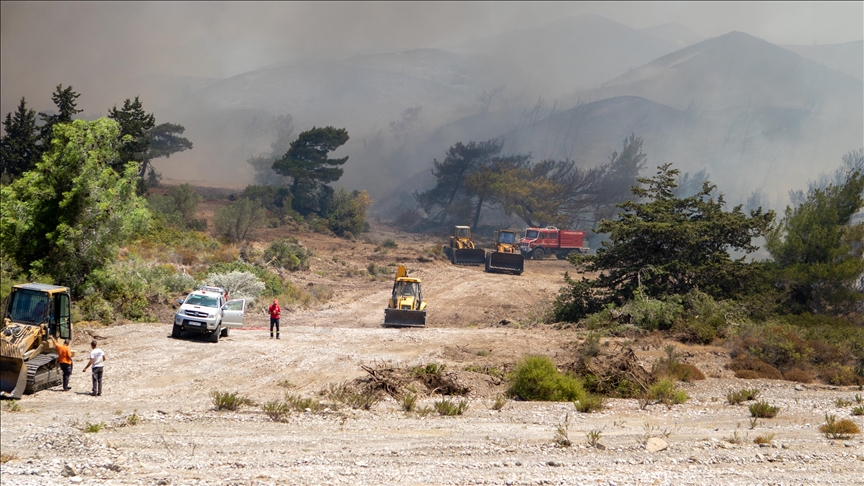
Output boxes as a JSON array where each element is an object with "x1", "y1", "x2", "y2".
[
  {"x1": 0, "y1": 98, "x2": 40, "y2": 180},
  {"x1": 272, "y1": 126, "x2": 349, "y2": 215},
  {"x1": 108, "y1": 97, "x2": 155, "y2": 174},
  {"x1": 38, "y1": 84, "x2": 83, "y2": 144}
]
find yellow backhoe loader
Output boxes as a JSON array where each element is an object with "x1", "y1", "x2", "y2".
[
  {"x1": 383, "y1": 265, "x2": 427, "y2": 327},
  {"x1": 1, "y1": 283, "x2": 73, "y2": 399},
  {"x1": 485, "y1": 230, "x2": 524, "y2": 275},
  {"x1": 442, "y1": 225, "x2": 487, "y2": 265}
]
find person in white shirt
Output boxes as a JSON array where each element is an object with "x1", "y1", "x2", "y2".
[{"x1": 81, "y1": 340, "x2": 106, "y2": 396}]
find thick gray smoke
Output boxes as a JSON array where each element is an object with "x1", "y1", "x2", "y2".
[{"x1": 2, "y1": 2, "x2": 862, "y2": 213}]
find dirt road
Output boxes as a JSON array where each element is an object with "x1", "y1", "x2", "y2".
[{"x1": 2, "y1": 229, "x2": 863, "y2": 485}]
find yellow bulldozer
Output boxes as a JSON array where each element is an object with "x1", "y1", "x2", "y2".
[
  {"x1": 485, "y1": 229, "x2": 524, "y2": 275},
  {"x1": 442, "y1": 225, "x2": 487, "y2": 265},
  {"x1": 383, "y1": 265, "x2": 427, "y2": 327},
  {"x1": 1, "y1": 283, "x2": 73, "y2": 399}
]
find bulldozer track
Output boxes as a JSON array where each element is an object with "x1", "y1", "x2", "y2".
[{"x1": 24, "y1": 353, "x2": 60, "y2": 394}]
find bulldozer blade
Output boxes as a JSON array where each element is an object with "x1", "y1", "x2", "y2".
[
  {"x1": 487, "y1": 252, "x2": 525, "y2": 274},
  {"x1": 0, "y1": 341, "x2": 27, "y2": 399},
  {"x1": 451, "y1": 248, "x2": 486, "y2": 265},
  {"x1": 383, "y1": 308, "x2": 427, "y2": 328}
]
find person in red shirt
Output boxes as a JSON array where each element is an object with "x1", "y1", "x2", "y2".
[
  {"x1": 50, "y1": 335, "x2": 73, "y2": 391},
  {"x1": 268, "y1": 299, "x2": 281, "y2": 339}
]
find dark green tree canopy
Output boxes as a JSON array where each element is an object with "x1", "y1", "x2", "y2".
[
  {"x1": 555, "y1": 163, "x2": 775, "y2": 321},
  {"x1": 142, "y1": 122, "x2": 193, "y2": 185},
  {"x1": 766, "y1": 153, "x2": 864, "y2": 314},
  {"x1": 38, "y1": 84, "x2": 83, "y2": 143},
  {"x1": 108, "y1": 96, "x2": 156, "y2": 173},
  {"x1": 1, "y1": 97, "x2": 40, "y2": 180},
  {"x1": 272, "y1": 126, "x2": 349, "y2": 215}
]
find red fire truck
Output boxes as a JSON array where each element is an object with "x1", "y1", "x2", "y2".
[{"x1": 520, "y1": 226, "x2": 590, "y2": 260}]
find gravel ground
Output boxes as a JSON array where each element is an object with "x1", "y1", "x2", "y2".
[{"x1": 2, "y1": 322, "x2": 863, "y2": 485}]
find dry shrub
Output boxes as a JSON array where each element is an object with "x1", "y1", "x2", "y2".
[
  {"x1": 177, "y1": 248, "x2": 199, "y2": 266},
  {"x1": 726, "y1": 354, "x2": 783, "y2": 380},
  {"x1": 819, "y1": 414, "x2": 861, "y2": 439},
  {"x1": 818, "y1": 365, "x2": 864, "y2": 386},
  {"x1": 735, "y1": 370, "x2": 761, "y2": 380},
  {"x1": 783, "y1": 368, "x2": 814, "y2": 383},
  {"x1": 651, "y1": 345, "x2": 705, "y2": 382},
  {"x1": 569, "y1": 342, "x2": 653, "y2": 396},
  {"x1": 210, "y1": 245, "x2": 239, "y2": 264}
]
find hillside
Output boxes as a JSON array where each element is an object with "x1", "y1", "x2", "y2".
[
  {"x1": 783, "y1": 40, "x2": 864, "y2": 81},
  {"x1": 450, "y1": 14, "x2": 680, "y2": 96},
  {"x1": 577, "y1": 32, "x2": 862, "y2": 114}
]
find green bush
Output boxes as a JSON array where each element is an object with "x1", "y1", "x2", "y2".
[
  {"x1": 727, "y1": 388, "x2": 760, "y2": 405},
  {"x1": 434, "y1": 399, "x2": 468, "y2": 416},
  {"x1": 622, "y1": 292, "x2": 684, "y2": 331},
  {"x1": 749, "y1": 400, "x2": 779, "y2": 418},
  {"x1": 214, "y1": 197, "x2": 267, "y2": 243},
  {"x1": 641, "y1": 378, "x2": 688, "y2": 409},
  {"x1": 574, "y1": 394, "x2": 605, "y2": 413},
  {"x1": 325, "y1": 189, "x2": 371, "y2": 237},
  {"x1": 264, "y1": 237, "x2": 312, "y2": 271},
  {"x1": 507, "y1": 356, "x2": 586, "y2": 402},
  {"x1": 210, "y1": 390, "x2": 254, "y2": 411},
  {"x1": 382, "y1": 238, "x2": 398, "y2": 249}
]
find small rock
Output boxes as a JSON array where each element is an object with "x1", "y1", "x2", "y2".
[
  {"x1": 70, "y1": 477, "x2": 82, "y2": 484},
  {"x1": 794, "y1": 386, "x2": 803, "y2": 391},
  {"x1": 844, "y1": 442, "x2": 854, "y2": 448},
  {"x1": 645, "y1": 438, "x2": 668, "y2": 453},
  {"x1": 61, "y1": 464, "x2": 78, "y2": 477}
]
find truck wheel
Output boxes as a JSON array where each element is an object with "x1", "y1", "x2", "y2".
[
  {"x1": 532, "y1": 248, "x2": 545, "y2": 260},
  {"x1": 556, "y1": 250, "x2": 568, "y2": 260},
  {"x1": 172, "y1": 324, "x2": 182, "y2": 338},
  {"x1": 220, "y1": 327, "x2": 229, "y2": 337},
  {"x1": 209, "y1": 325, "x2": 220, "y2": 343}
]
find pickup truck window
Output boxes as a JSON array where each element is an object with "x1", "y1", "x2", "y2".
[{"x1": 185, "y1": 294, "x2": 219, "y2": 308}]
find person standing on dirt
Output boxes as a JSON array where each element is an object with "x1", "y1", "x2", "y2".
[
  {"x1": 81, "y1": 340, "x2": 106, "y2": 396},
  {"x1": 50, "y1": 335, "x2": 73, "y2": 391},
  {"x1": 268, "y1": 299, "x2": 281, "y2": 339}
]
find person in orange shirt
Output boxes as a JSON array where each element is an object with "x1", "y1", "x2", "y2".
[{"x1": 50, "y1": 335, "x2": 73, "y2": 391}]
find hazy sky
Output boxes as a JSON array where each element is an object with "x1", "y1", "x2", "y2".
[{"x1": 2, "y1": 1, "x2": 862, "y2": 118}]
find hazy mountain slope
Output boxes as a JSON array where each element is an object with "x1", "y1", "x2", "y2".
[
  {"x1": 449, "y1": 15, "x2": 679, "y2": 96},
  {"x1": 641, "y1": 22, "x2": 705, "y2": 49},
  {"x1": 154, "y1": 50, "x2": 512, "y2": 187},
  {"x1": 576, "y1": 31, "x2": 862, "y2": 115},
  {"x1": 783, "y1": 40, "x2": 863, "y2": 80}
]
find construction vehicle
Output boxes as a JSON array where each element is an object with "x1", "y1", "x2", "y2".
[
  {"x1": 383, "y1": 265, "x2": 427, "y2": 328},
  {"x1": 1, "y1": 283, "x2": 73, "y2": 399},
  {"x1": 442, "y1": 225, "x2": 486, "y2": 265},
  {"x1": 485, "y1": 230, "x2": 524, "y2": 275},
  {"x1": 520, "y1": 226, "x2": 590, "y2": 260}
]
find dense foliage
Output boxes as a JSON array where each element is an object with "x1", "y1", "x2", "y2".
[
  {"x1": 414, "y1": 134, "x2": 646, "y2": 230},
  {"x1": 554, "y1": 163, "x2": 774, "y2": 322},
  {"x1": 766, "y1": 163, "x2": 864, "y2": 314},
  {"x1": 0, "y1": 118, "x2": 150, "y2": 295},
  {"x1": 272, "y1": 126, "x2": 350, "y2": 215}
]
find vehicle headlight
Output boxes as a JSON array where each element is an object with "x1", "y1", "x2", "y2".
[{"x1": 176, "y1": 309, "x2": 186, "y2": 316}]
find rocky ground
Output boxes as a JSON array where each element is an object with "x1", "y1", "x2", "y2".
[{"x1": 2, "y1": 225, "x2": 863, "y2": 485}]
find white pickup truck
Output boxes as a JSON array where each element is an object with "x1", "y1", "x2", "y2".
[{"x1": 172, "y1": 287, "x2": 245, "y2": 343}]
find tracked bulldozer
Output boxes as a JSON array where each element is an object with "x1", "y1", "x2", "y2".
[
  {"x1": 485, "y1": 230, "x2": 524, "y2": 275},
  {"x1": 383, "y1": 265, "x2": 427, "y2": 328},
  {"x1": 1, "y1": 283, "x2": 73, "y2": 399},
  {"x1": 442, "y1": 225, "x2": 486, "y2": 265}
]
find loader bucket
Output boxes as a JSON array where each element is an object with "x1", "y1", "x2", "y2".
[
  {"x1": 0, "y1": 342, "x2": 26, "y2": 399},
  {"x1": 487, "y1": 252, "x2": 524, "y2": 274},
  {"x1": 383, "y1": 308, "x2": 427, "y2": 328},
  {"x1": 451, "y1": 248, "x2": 487, "y2": 265}
]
